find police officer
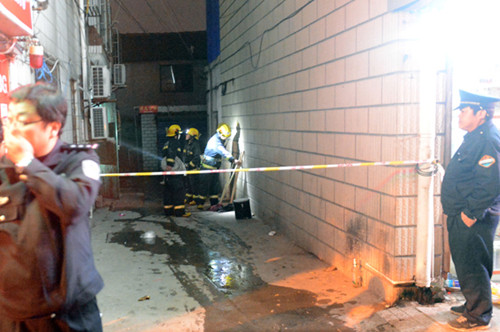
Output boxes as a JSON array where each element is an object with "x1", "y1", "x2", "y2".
[
  {"x1": 162, "y1": 124, "x2": 190, "y2": 217},
  {"x1": 183, "y1": 128, "x2": 201, "y2": 205},
  {"x1": 441, "y1": 90, "x2": 500, "y2": 331},
  {"x1": 0, "y1": 83, "x2": 103, "y2": 331},
  {"x1": 196, "y1": 123, "x2": 241, "y2": 209}
]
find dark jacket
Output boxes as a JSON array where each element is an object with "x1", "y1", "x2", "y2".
[
  {"x1": 183, "y1": 139, "x2": 201, "y2": 170},
  {"x1": 441, "y1": 121, "x2": 500, "y2": 219},
  {"x1": 163, "y1": 137, "x2": 182, "y2": 168},
  {"x1": 0, "y1": 140, "x2": 103, "y2": 320}
]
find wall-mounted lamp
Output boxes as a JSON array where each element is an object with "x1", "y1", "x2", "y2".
[{"x1": 29, "y1": 41, "x2": 44, "y2": 69}]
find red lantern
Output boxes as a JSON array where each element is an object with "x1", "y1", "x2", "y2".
[{"x1": 29, "y1": 45, "x2": 43, "y2": 69}]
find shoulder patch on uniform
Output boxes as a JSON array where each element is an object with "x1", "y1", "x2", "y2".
[
  {"x1": 478, "y1": 155, "x2": 496, "y2": 168},
  {"x1": 82, "y1": 160, "x2": 101, "y2": 180}
]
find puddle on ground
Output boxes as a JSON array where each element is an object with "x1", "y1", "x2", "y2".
[
  {"x1": 106, "y1": 211, "x2": 358, "y2": 331},
  {"x1": 106, "y1": 217, "x2": 264, "y2": 297}
]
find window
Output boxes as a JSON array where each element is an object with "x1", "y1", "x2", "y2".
[{"x1": 160, "y1": 64, "x2": 193, "y2": 92}]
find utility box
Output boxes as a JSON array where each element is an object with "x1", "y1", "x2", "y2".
[{"x1": 234, "y1": 198, "x2": 252, "y2": 219}]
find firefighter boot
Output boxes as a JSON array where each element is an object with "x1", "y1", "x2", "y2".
[
  {"x1": 163, "y1": 205, "x2": 174, "y2": 216},
  {"x1": 174, "y1": 205, "x2": 191, "y2": 217}
]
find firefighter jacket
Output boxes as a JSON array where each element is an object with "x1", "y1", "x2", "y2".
[
  {"x1": 162, "y1": 137, "x2": 182, "y2": 168},
  {"x1": 202, "y1": 133, "x2": 234, "y2": 169},
  {"x1": 441, "y1": 121, "x2": 500, "y2": 219},
  {"x1": 0, "y1": 140, "x2": 103, "y2": 320},
  {"x1": 183, "y1": 139, "x2": 201, "y2": 170}
]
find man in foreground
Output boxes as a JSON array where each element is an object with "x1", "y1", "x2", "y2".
[
  {"x1": 441, "y1": 90, "x2": 500, "y2": 331},
  {"x1": 0, "y1": 83, "x2": 104, "y2": 331}
]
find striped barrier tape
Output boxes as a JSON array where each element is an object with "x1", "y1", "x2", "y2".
[{"x1": 100, "y1": 159, "x2": 438, "y2": 177}]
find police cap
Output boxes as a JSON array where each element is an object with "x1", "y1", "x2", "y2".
[{"x1": 455, "y1": 89, "x2": 500, "y2": 112}]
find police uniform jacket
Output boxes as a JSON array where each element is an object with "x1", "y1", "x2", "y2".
[
  {"x1": 163, "y1": 137, "x2": 182, "y2": 168},
  {"x1": 202, "y1": 133, "x2": 234, "y2": 168},
  {"x1": 0, "y1": 140, "x2": 103, "y2": 320},
  {"x1": 441, "y1": 121, "x2": 500, "y2": 219},
  {"x1": 183, "y1": 139, "x2": 201, "y2": 170}
]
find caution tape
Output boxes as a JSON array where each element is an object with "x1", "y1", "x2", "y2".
[{"x1": 100, "y1": 159, "x2": 437, "y2": 177}]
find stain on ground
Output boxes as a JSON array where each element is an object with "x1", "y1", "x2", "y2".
[{"x1": 106, "y1": 209, "x2": 358, "y2": 331}]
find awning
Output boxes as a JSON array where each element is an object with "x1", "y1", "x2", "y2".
[{"x1": 0, "y1": 0, "x2": 32, "y2": 37}]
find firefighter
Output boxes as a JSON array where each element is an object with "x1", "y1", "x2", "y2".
[
  {"x1": 183, "y1": 127, "x2": 201, "y2": 205},
  {"x1": 162, "y1": 124, "x2": 190, "y2": 217},
  {"x1": 441, "y1": 90, "x2": 500, "y2": 331},
  {"x1": 196, "y1": 123, "x2": 241, "y2": 209}
]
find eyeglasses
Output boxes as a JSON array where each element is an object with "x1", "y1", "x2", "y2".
[{"x1": 2, "y1": 116, "x2": 44, "y2": 127}]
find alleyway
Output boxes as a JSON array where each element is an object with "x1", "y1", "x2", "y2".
[{"x1": 92, "y1": 190, "x2": 498, "y2": 331}]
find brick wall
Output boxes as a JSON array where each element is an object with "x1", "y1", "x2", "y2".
[
  {"x1": 218, "y1": 0, "x2": 446, "y2": 301},
  {"x1": 141, "y1": 114, "x2": 158, "y2": 171}
]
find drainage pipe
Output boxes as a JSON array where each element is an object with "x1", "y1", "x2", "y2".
[
  {"x1": 415, "y1": 37, "x2": 437, "y2": 288},
  {"x1": 79, "y1": 0, "x2": 90, "y2": 142}
]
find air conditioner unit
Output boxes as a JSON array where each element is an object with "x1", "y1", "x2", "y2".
[
  {"x1": 91, "y1": 66, "x2": 111, "y2": 98},
  {"x1": 87, "y1": 0, "x2": 102, "y2": 16},
  {"x1": 113, "y1": 64, "x2": 126, "y2": 85},
  {"x1": 90, "y1": 107, "x2": 108, "y2": 139}
]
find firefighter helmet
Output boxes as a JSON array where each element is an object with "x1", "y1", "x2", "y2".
[
  {"x1": 217, "y1": 123, "x2": 231, "y2": 139},
  {"x1": 166, "y1": 124, "x2": 181, "y2": 137},
  {"x1": 186, "y1": 128, "x2": 199, "y2": 140}
]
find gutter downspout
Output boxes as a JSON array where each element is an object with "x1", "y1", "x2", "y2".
[
  {"x1": 415, "y1": 39, "x2": 436, "y2": 288},
  {"x1": 79, "y1": 0, "x2": 90, "y2": 142}
]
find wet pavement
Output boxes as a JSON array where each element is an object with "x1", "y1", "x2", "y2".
[{"x1": 92, "y1": 194, "x2": 500, "y2": 331}]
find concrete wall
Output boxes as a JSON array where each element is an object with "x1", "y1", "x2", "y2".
[
  {"x1": 141, "y1": 113, "x2": 158, "y2": 171},
  {"x1": 116, "y1": 61, "x2": 207, "y2": 119},
  {"x1": 217, "y1": 0, "x2": 447, "y2": 301},
  {"x1": 32, "y1": 0, "x2": 85, "y2": 143}
]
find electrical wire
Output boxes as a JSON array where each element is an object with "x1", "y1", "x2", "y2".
[
  {"x1": 222, "y1": 0, "x2": 313, "y2": 69},
  {"x1": 220, "y1": 0, "x2": 268, "y2": 49},
  {"x1": 157, "y1": 0, "x2": 194, "y2": 58},
  {"x1": 35, "y1": 60, "x2": 54, "y2": 83},
  {"x1": 113, "y1": 0, "x2": 147, "y2": 33},
  {"x1": 220, "y1": 0, "x2": 248, "y2": 20}
]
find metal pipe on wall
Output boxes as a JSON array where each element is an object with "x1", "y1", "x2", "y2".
[
  {"x1": 79, "y1": 0, "x2": 90, "y2": 142},
  {"x1": 415, "y1": 39, "x2": 437, "y2": 288}
]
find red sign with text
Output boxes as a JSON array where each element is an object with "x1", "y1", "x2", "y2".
[
  {"x1": 139, "y1": 105, "x2": 159, "y2": 114},
  {"x1": 0, "y1": 54, "x2": 9, "y2": 118},
  {"x1": 0, "y1": 0, "x2": 33, "y2": 37}
]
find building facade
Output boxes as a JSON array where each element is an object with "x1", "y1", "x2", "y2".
[
  {"x1": 0, "y1": 0, "x2": 120, "y2": 198},
  {"x1": 114, "y1": 32, "x2": 208, "y2": 181},
  {"x1": 209, "y1": 0, "x2": 452, "y2": 302}
]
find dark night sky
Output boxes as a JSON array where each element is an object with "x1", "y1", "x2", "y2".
[{"x1": 110, "y1": 0, "x2": 206, "y2": 34}]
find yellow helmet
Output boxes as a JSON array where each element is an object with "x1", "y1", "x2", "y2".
[
  {"x1": 186, "y1": 128, "x2": 199, "y2": 139},
  {"x1": 217, "y1": 123, "x2": 231, "y2": 139},
  {"x1": 166, "y1": 124, "x2": 181, "y2": 137}
]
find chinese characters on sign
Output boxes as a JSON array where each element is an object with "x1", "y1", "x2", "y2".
[{"x1": 139, "y1": 105, "x2": 159, "y2": 114}]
